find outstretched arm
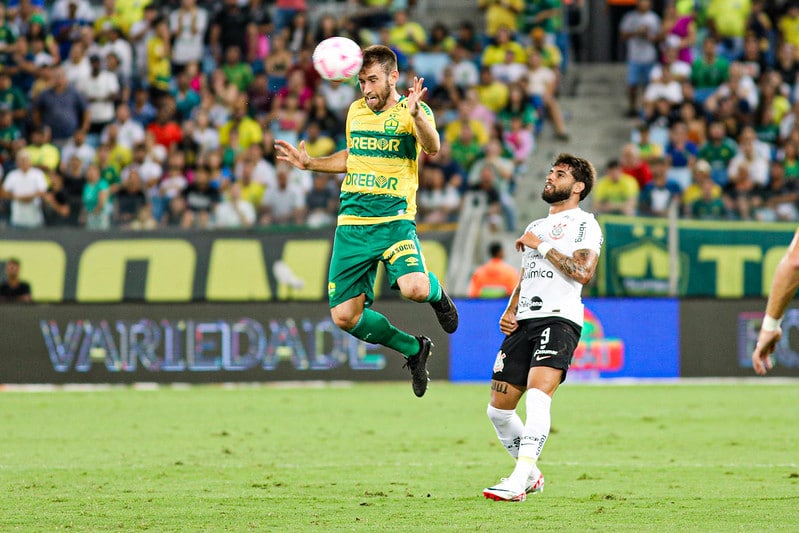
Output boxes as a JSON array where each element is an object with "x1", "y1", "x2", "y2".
[
  {"x1": 275, "y1": 140, "x2": 348, "y2": 173},
  {"x1": 752, "y1": 228, "x2": 799, "y2": 375},
  {"x1": 515, "y1": 231, "x2": 598, "y2": 285}
]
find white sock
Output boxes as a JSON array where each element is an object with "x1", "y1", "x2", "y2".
[
  {"x1": 509, "y1": 388, "x2": 551, "y2": 486},
  {"x1": 486, "y1": 404, "x2": 524, "y2": 459}
]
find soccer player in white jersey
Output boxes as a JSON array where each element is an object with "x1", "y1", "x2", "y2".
[{"x1": 483, "y1": 153, "x2": 603, "y2": 502}]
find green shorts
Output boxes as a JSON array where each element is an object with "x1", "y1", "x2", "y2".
[{"x1": 328, "y1": 220, "x2": 429, "y2": 308}]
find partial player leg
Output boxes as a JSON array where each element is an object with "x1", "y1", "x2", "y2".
[{"x1": 332, "y1": 295, "x2": 432, "y2": 397}]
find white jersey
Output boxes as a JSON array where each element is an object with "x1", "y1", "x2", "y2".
[{"x1": 515, "y1": 207, "x2": 603, "y2": 327}]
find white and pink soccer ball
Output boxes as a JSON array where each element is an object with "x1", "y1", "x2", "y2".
[{"x1": 312, "y1": 37, "x2": 364, "y2": 81}]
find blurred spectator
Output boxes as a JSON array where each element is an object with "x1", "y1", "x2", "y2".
[
  {"x1": 658, "y1": 2, "x2": 696, "y2": 64},
  {"x1": 593, "y1": 159, "x2": 640, "y2": 216},
  {"x1": 388, "y1": 9, "x2": 427, "y2": 57},
  {"x1": 263, "y1": 33, "x2": 292, "y2": 91},
  {"x1": 740, "y1": 33, "x2": 769, "y2": 81},
  {"x1": 161, "y1": 195, "x2": 188, "y2": 227},
  {"x1": 221, "y1": 45, "x2": 254, "y2": 93},
  {"x1": 275, "y1": 0, "x2": 307, "y2": 37},
  {"x1": 0, "y1": 70, "x2": 28, "y2": 125},
  {"x1": 81, "y1": 164, "x2": 110, "y2": 230},
  {"x1": 170, "y1": 0, "x2": 208, "y2": 73},
  {"x1": 0, "y1": 5, "x2": 17, "y2": 68},
  {"x1": 147, "y1": 98, "x2": 183, "y2": 150},
  {"x1": 774, "y1": 42, "x2": 798, "y2": 89},
  {"x1": 704, "y1": 62, "x2": 758, "y2": 119},
  {"x1": 131, "y1": 87, "x2": 157, "y2": 127},
  {"x1": 619, "y1": 0, "x2": 661, "y2": 117},
  {"x1": 102, "y1": 103, "x2": 145, "y2": 151},
  {"x1": 220, "y1": 94, "x2": 263, "y2": 150},
  {"x1": 102, "y1": 27, "x2": 133, "y2": 86},
  {"x1": 2, "y1": 149, "x2": 47, "y2": 228},
  {"x1": 778, "y1": 2, "x2": 799, "y2": 57},
  {"x1": 502, "y1": 115, "x2": 535, "y2": 169},
  {"x1": 635, "y1": 123, "x2": 664, "y2": 162},
  {"x1": 528, "y1": 26, "x2": 563, "y2": 72},
  {"x1": 642, "y1": 65, "x2": 683, "y2": 116},
  {"x1": 113, "y1": 168, "x2": 148, "y2": 228},
  {"x1": 129, "y1": 3, "x2": 158, "y2": 85},
  {"x1": 181, "y1": 166, "x2": 219, "y2": 229},
  {"x1": 455, "y1": 20, "x2": 483, "y2": 57},
  {"x1": 174, "y1": 70, "x2": 201, "y2": 122},
  {"x1": 475, "y1": 67, "x2": 509, "y2": 114},
  {"x1": 427, "y1": 21, "x2": 456, "y2": 53},
  {"x1": 307, "y1": 93, "x2": 342, "y2": 141},
  {"x1": 639, "y1": 156, "x2": 682, "y2": 217},
  {"x1": 722, "y1": 164, "x2": 764, "y2": 220},
  {"x1": 260, "y1": 162, "x2": 306, "y2": 225},
  {"x1": 650, "y1": 43, "x2": 691, "y2": 83},
  {"x1": 214, "y1": 181, "x2": 256, "y2": 229},
  {"x1": 690, "y1": 36, "x2": 729, "y2": 104},
  {"x1": 450, "y1": 43, "x2": 480, "y2": 89},
  {"x1": 449, "y1": 121, "x2": 483, "y2": 173},
  {"x1": 746, "y1": 0, "x2": 773, "y2": 67},
  {"x1": 664, "y1": 122, "x2": 698, "y2": 189},
  {"x1": 678, "y1": 101, "x2": 706, "y2": 147},
  {"x1": 682, "y1": 159, "x2": 722, "y2": 214},
  {"x1": 706, "y1": 0, "x2": 749, "y2": 60},
  {"x1": 620, "y1": 142, "x2": 653, "y2": 189},
  {"x1": 304, "y1": 172, "x2": 337, "y2": 228},
  {"x1": 78, "y1": 54, "x2": 120, "y2": 140},
  {"x1": 303, "y1": 121, "x2": 335, "y2": 158},
  {"x1": 728, "y1": 128, "x2": 770, "y2": 187},
  {"x1": 60, "y1": 129, "x2": 95, "y2": 172},
  {"x1": 690, "y1": 175, "x2": 728, "y2": 219},
  {"x1": 0, "y1": 258, "x2": 32, "y2": 303},
  {"x1": 525, "y1": 48, "x2": 568, "y2": 139},
  {"x1": 445, "y1": 100, "x2": 490, "y2": 147},
  {"x1": 147, "y1": 17, "x2": 172, "y2": 104},
  {"x1": 209, "y1": 0, "x2": 250, "y2": 65},
  {"x1": 60, "y1": 155, "x2": 86, "y2": 224},
  {"x1": 33, "y1": 67, "x2": 89, "y2": 146},
  {"x1": 159, "y1": 151, "x2": 189, "y2": 205},
  {"x1": 0, "y1": 105, "x2": 23, "y2": 168},
  {"x1": 247, "y1": 72, "x2": 274, "y2": 119},
  {"x1": 478, "y1": 0, "x2": 523, "y2": 37},
  {"x1": 418, "y1": 165, "x2": 461, "y2": 224},
  {"x1": 27, "y1": 126, "x2": 60, "y2": 172},
  {"x1": 755, "y1": 159, "x2": 799, "y2": 222},
  {"x1": 468, "y1": 241, "x2": 519, "y2": 298},
  {"x1": 468, "y1": 164, "x2": 504, "y2": 232},
  {"x1": 318, "y1": 79, "x2": 355, "y2": 121},
  {"x1": 482, "y1": 26, "x2": 526, "y2": 67},
  {"x1": 698, "y1": 120, "x2": 738, "y2": 185}
]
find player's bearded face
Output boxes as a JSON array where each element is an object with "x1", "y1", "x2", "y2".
[
  {"x1": 542, "y1": 180, "x2": 574, "y2": 203},
  {"x1": 365, "y1": 77, "x2": 392, "y2": 111}
]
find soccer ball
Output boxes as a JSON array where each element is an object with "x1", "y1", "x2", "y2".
[{"x1": 312, "y1": 37, "x2": 363, "y2": 81}]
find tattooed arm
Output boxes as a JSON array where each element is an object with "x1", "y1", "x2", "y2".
[{"x1": 515, "y1": 231, "x2": 599, "y2": 285}]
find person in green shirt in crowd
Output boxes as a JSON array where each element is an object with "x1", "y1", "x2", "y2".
[{"x1": 221, "y1": 45, "x2": 253, "y2": 93}]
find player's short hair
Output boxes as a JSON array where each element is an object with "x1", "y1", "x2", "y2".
[
  {"x1": 489, "y1": 242, "x2": 503, "y2": 258},
  {"x1": 362, "y1": 45, "x2": 398, "y2": 77},
  {"x1": 554, "y1": 153, "x2": 595, "y2": 201}
]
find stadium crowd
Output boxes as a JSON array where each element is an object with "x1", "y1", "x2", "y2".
[
  {"x1": 597, "y1": 0, "x2": 799, "y2": 222},
  {"x1": 0, "y1": 0, "x2": 573, "y2": 232}
]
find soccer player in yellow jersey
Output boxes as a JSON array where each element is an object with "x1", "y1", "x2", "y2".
[{"x1": 275, "y1": 45, "x2": 458, "y2": 398}]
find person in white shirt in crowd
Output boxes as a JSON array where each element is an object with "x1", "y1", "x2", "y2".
[
  {"x1": 318, "y1": 79, "x2": 356, "y2": 121},
  {"x1": 450, "y1": 43, "x2": 480, "y2": 90},
  {"x1": 705, "y1": 62, "x2": 759, "y2": 118},
  {"x1": 642, "y1": 64, "x2": 683, "y2": 116},
  {"x1": 191, "y1": 109, "x2": 220, "y2": 154},
  {"x1": 101, "y1": 26, "x2": 133, "y2": 82},
  {"x1": 259, "y1": 162, "x2": 307, "y2": 225},
  {"x1": 525, "y1": 49, "x2": 569, "y2": 141},
  {"x1": 170, "y1": 0, "x2": 208, "y2": 73},
  {"x1": 78, "y1": 54, "x2": 120, "y2": 139},
  {"x1": 61, "y1": 41, "x2": 92, "y2": 89},
  {"x1": 59, "y1": 129, "x2": 96, "y2": 173},
  {"x1": 214, "y1": 181, "x2": 256, "y2": 229},
  {"x1": 101, "y1": 103, "x2": 144, "y2": 150},
  {"x1": 728, "y1": 127, "x2": 771, "y2": 187},
  {"x1": 649, "y1": 43, "x2": 691, "y2": 83},
  {"x1": 2, "y1": 150, "x2": 48, "y2": 228}
]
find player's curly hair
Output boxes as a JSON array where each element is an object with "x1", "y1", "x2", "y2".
[
  {"x1": 553, "y1": 153, "x2": 595, "y2": 201},
  {"x1": 362, "y1": 45, "x2": 398, "y2": 77}
]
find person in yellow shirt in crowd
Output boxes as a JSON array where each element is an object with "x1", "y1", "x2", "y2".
[
  {"x1": 706, "y1": 0, "x2": 751, "y2": 61},
  {"x1": 475, "y1": 67, "x2": 509, "y2": 114},
  {"x1": 219, "y1": 95, "x2": 263, "y2": 151},
  {"x1": 529, "y1": 27, "x2": 563, "y2": 72},
  {"x1": 478, "y1": 0, "x2": 524, "y2": 37},
  {"x1": 115, "y1": 0, "x2": 152, "y2": 36},
  {"x1": 26, "y1": 127, "x2": 60, "y2": 173},
  {"x1": 468, "y1": 242, "x2": 520, "y2": 298},
  {"x1": 481, "y1": 26, "x2": 527, "y2": 67},
  {"x1": 593, "y1": 159, "x2": 639, "y2": 216},
  {"x1": 303, "y1": 121, "x2": 336, "y2": 158},
  {"x1": 147, "y1": 17, "x2": 171, "y2": 102},
  {"x1": 681, "y1": 159, "x2": 722, "y2": 213},
  {"x1": 779, "y1": 3, "x2": 799, "y2": 57},
  {"x1": 387, "y1": 9, "x2": 427, "y2": 57},
  {"x1": 444, "y1": 101, "x2": 490, "y2": 146}
]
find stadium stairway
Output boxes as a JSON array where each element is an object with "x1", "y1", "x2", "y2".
[
  {"x1": 450, "y1": 63, "x2": 632, "y2": 295},
  {"x1": 515, "y1": 62, "x2": 632, "y2": 226}
]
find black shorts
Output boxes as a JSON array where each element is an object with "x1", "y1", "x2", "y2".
[{"x1": 491, "y1": 318, "x2": 581, "y2": 387}]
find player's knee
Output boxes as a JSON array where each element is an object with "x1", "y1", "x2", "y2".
[
  {"x1": 399, "y1": 280, "x2": 428, "y2": 302},
  {"x1": 330, "y1": 308, "x2": 359, "y2": 331}
]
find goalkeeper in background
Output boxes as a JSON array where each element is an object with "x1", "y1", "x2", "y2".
[
  {"x1": 275, "y1": 45, "x2": 458, "y2": 398},
  {"x1": 752, "y1": 228, "x2": 799, "y2": 375}
]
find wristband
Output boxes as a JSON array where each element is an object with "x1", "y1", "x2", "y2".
[
  {"x1": 762, "y1": 315, "x2": 783, "y2": 332},
  {"x1": 537, "y1": 242, "x2": 553, "y2": 258}
]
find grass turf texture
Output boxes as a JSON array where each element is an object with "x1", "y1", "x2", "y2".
[{"x1": 1, "y1": 382, "x2": 798, "y2": 532}]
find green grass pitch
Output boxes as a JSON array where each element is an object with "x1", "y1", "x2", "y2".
[{"x1": 1, "y1": 382, "x2": 798, "y2": 532}]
